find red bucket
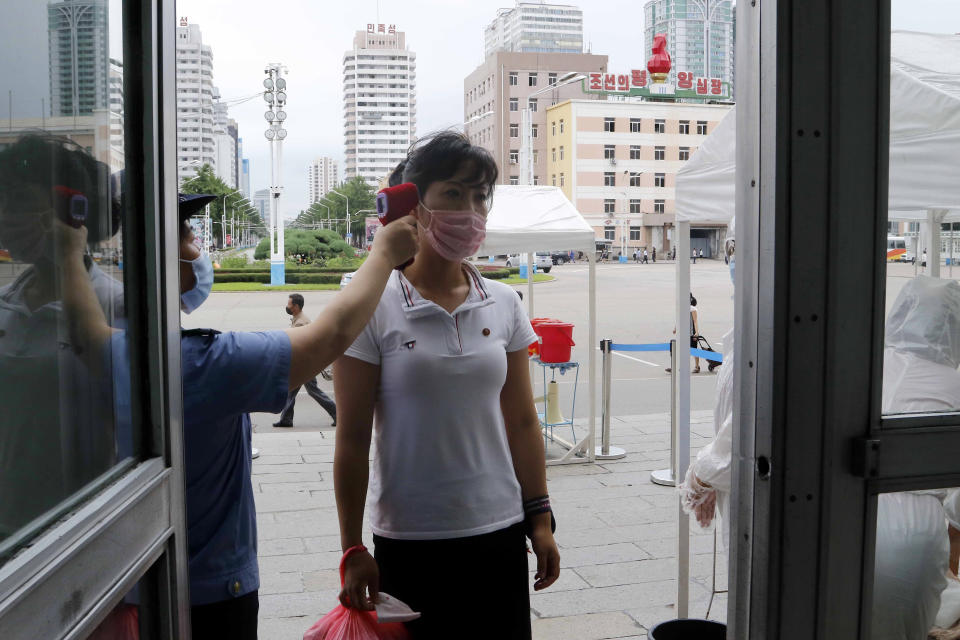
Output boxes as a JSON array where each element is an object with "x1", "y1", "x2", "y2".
[
  {"x1": 536, "y1": 322, "x2": 575, "y2": 363},
  {"x1": 528, "y1": 317, "x2": 561, "y2": 357}
]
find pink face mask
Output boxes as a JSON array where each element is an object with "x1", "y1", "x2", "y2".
[{"x1": 418, "y1": 204, "x2": 487, "y2": 262}]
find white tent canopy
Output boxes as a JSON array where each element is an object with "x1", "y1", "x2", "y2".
[
  {"x1": 479, "y1": 185, "x2": 599, "y2": 464},
  {"x1": 479, "y1": 185, "x2": 596, "y2": 254}
]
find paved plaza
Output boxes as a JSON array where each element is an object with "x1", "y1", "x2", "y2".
[{"x1": 249, "y1": 409, "x2": 728, "y2": 639}]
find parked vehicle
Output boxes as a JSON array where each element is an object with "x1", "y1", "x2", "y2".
[
  {"x1": 339, "y1": 272, "x2": 355, "y2": 289},
  {"x1": 551, "y1": 251, "x2": 572, "y2": 265},
  {"x1": 505, "y1": 253, "x2": 552, "y2": 273}
]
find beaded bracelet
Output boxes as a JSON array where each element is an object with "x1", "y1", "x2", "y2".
[{"x1": 523, "y1": 495, "x2": 552, "y2": 517}]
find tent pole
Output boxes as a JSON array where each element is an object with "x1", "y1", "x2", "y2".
[
  {"x1": 675, "y1": 220, "x2": 691, "y2": 617},
  {"x1": 929, "y1": 209, "x2": 942, "y2": 278},
  {"x1": 588, "y1": 250, "x2": 597, "y2": 463},
  {"x1": 527, "y1": 251, "x2": 535, "y2": 317}
]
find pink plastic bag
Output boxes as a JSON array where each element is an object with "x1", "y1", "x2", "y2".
[
  {"x1": 303, "y1": 547, "x2": 412, "y2": 640},
  {"x1": 303, "y1": 605, "x2": 410, "y2": 640}
]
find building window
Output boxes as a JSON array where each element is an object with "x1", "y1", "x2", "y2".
[
  {"x1": 552, "y1": 147, "x2": 557, "y2": 162},
  {"x1": 559, "y1": 146, "x2": 565, "y2": 160},
  {"x1": 533, "y1": 149, "x2": 539, "y2": 163},
  {"x1": 509, "y1": 72, "x2": 518, "y2": 86},
  {"x1": 509, "y1": 98, "x2": 518, "y2": 111},
  {"x1": 679, "y1": 120, "x2": 690, "y2": 134},
  {"x1": 559, "y1": 119, "x2": 565, "y2": 133},
  {"x1": 604, "y1": 117, "x2": 615, "y2": 132},
  {"x1": 604, "y1": 172, "x2": 615, "y2": 186},
  {"x1": 509, "y1": 175, "x2": 519, "y2": 185},
  {"x1": 533, "y1": 175, "x2": 540, "y2": 185},
  {"x1": 528, "y1": 72, "x2": 538, "y2": 87},
  {"x1": 655, "y1": 146, "x2": 665, "y2": 160},
  {"x1": 551, "y1": 121, "x2": 556, "y2": 136},
  {"x1": 655, "y1": 119, "x2": 666, "y2": 134},
  {"x1": 604, "y1": 145, "x2": 616, "y2": 160},
  {"x1": 552, "y1": 174, "x2": 557, "y2": 186},
  {"x1": 679, "y1": 146, "x2": 691, "y2": 161},
  {"x1": 630, "y1": 199, "x2": 642, "y2": 214},
  {"x1": 531, "y1": 124, "x2": 539, "y2": 138},
  {"x1": 654, "y1": 199, "x2": 665, "y2": 213},
  {"x1": 604, "y1": 199, "x2": 616, "y2": 213},
  {"x1": 697, "y1": 120, "x2": 708, "y2": 135},
  {"x1": 528, "y1": 98, "x2": 538, "y2": 112},
  {"x1": 630, "y1": 145, "x2": 641, "y2": 160},
  {"x1": 630, "y1": 226, "x2": 642, "y2": 241},
  {"x1": 548, "y1": 72, "x2": 558, "y2": 85},
  {"x1": 510, "y1": 123, "x2": 519, "y2": 137},
  {"x1": 509, "y1": 150, "x2": 519, "y2": 164},
  {"x1": 629, "y1": 173, "x2": 642, "y2": 187},
  {"x1": 560, "y1": 173, "x2": 565, "y2": 187},
  {"x1": 630, "y1": 118, "x2": 641, "y2": 133},
  {"x1": 604, "y1": 226, "x2": 616, "y2": 240},
  {"x1": 654, "y1": 172, "x2": 666, "y2": 187}
]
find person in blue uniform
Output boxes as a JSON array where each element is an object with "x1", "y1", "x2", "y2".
[{"x1": 58, "y1": 192, "x2": 418, "y2": 639}]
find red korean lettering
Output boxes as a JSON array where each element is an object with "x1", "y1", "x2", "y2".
[
  {"x1": 631, "y1": 69, "x2": 647, "y2": 87},
  {"x1": 589, "y1": 73, "x2": 602, "y2": 90},
  {"x1": 388, "y1": 24, "x2": 396, "y2": 34},
  {"x1": 677, "y1": 71, "x2": 693, "y2": 90},
  {"x1": 604, "y1": 74, "x2": 616, "y2": 91},
  {"x1": 617, "y1": 74, "x2": 630, "y2": 91},
  {"x1": 378, "y1": 23, "x2": 386, "y2": 33},
  {"x1": 711, "y1": 78, "x2": 723, "y2": 95},
  {"x1": 696, "y1": 77, "x2": 709, "y2": 94},
  {"x1": 367, "y1": 23, "x2": 375, "y2": 33}
]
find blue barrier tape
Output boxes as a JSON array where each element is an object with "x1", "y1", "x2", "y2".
[
  {"x1": 609, "y1": 343, "x2": 672, "y2": 352},
  {"x1": 690, "y1": 347, "x2": 723, "y2": 363}
]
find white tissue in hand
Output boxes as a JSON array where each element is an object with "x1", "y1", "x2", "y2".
[{"x1": 375, "y1": 592, "x2": 421, "y2": 623}]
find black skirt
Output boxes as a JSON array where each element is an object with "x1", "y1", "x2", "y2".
[{"x1": 373, "y1": 522, "x2": 531, "y2": 640}]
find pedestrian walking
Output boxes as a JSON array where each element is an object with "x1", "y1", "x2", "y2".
[
  {"x1": 633, "y1": 249, "x2": 639, "y2": 263},
  {"x1": 642, "y1": 249, "x2": 649, "y2": 264},
  {"x1": 273, "y1": 293, "x2": 338, "y2": 428},
  {"x1": 652, "y1": 247, "x2": 657, "y2": 262},
  {"x1": 699, "y1": 248, "x2": 704, "y2": 261},
  {"x1": 692, "y1": 249, "x2": 698, "y2": 264}
]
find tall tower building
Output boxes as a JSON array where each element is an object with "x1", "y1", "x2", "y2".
[
  {"x1": 643, "y1": 0, "x2": 735, "y2": 94},
  {"x1": 484, "y1": 2, "x2": 584, "y2": 58},
  {"x1": 239, "y1": 138, "x2": 251, "y2": 198},
  {"x1": 48, "y1": 0, "x2": 110, "y2": 117},
  {"x1": 343, "y1": 24, "x2": 417, "y2": 188},
  {"x1": 307, "y1": 157, "x2": 339, "y2": 204},
  {"x1": 176, "y1": 19, "x2": 216, "y2": 181}
]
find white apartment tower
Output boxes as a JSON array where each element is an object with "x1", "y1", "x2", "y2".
[
  {"x1": 343, "y1": 25, "x2": 417, "y2": 188},
  {"x1": 307, "y1": 157, "x2": 339, "y2": 204},
  {"x1": 48, "y1": 0, "x2": 110, "y2": 117},
  {"x1": 176, "y1": 19, "x2": 216, "y2": 181},
  {"x1": 484, "y1": 2, "x2": 584, "y2": 58},
  {"x1": 643, "y1": 0, "x2": 735, "y2": 94}
]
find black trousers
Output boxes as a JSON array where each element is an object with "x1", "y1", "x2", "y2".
[
  {"x1": 278, "y1": 377, "x2": 336, "y2": 423},
  {"x1": 191, "y1": 591, "x2": 258, "y2": 640},
  {"x1": 373, "y1": 523, "x2": 531, "y2": 640}
]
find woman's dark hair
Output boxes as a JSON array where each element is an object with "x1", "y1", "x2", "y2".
[
  {"x1": 387, "y1": 160, "x2": 406, "y2": 187},
  {"x1": 402, "y1": 131, "x2": 498, "y2": 202},
  {"x1": 690, "y1": 293, "x2": 698, "y2": 307},
  {"x1": 0, "y1": 133, "x2": 118, "y2": 243}
]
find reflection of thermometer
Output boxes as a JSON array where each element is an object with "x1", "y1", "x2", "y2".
[{"x1": 54, "y1": 185, "x2": 88, "y2": 229}]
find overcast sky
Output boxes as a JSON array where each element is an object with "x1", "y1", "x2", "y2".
[{"x1": 2, "y1": 1, "x2": 956, "y2": 218}]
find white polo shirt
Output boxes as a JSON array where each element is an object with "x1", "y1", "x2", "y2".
[{"x1": 344, "y1": 262, "x2": 537, "y2": 540}]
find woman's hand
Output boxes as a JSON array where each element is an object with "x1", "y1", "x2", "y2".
[
  {"x1": 529, "y1": 523, "x2": 560, "y2": 591},
  {"x1": 339, "y1": 549, "x2": 380, "y2": 611}
]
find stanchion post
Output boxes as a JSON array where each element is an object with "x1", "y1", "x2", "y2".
[
  {"x1": 651, "y1": 339, "x2": 677, "y2": 485},
  {"x1": 595, "y1": 340, "x2": 626, "y2": 460}
]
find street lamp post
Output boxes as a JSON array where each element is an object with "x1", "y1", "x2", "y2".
[
  {"x1": 329, "y1": 189, "x2": 350, "y2": 245},
  {"x1": 264, "y1": 63, "x2": 289, "y2": 284}
]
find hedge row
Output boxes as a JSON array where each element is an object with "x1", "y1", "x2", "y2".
[
  {"x1": 214, "y1": 273, "x2": 343, "y2": 285},
  {"x1": 213, "y1": 267, "x2": 355, "y2": 275}
]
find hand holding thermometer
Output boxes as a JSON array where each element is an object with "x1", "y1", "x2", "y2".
[
  {"x1": 375, "y1": 182, "x2": 420, "y2": 269},
  {"x1": 53, "y1": 185, "x2": 88, "y2": 229}
]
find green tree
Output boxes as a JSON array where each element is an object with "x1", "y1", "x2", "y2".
[
  {"x1": 254, "y1": 228, "x2": 353, "y2": 261},
  {"x1": 297, "y1": 177, "x2": 377, "y2": 245},
  {"x1": 179, "y1": 164, "x2": 265, "y2": 247}
]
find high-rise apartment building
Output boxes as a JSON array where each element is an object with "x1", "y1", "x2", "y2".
[
  {"x1": 176, "y1": 19, "x2": 216, "y2": 181},
  {"x1": 307, "y1": 157, "x2": 339, "y2": 204},
  {"x1": 643, "y1": 0, "x2": 735, "y2": 94},
  {"x1": 546, "y1": 99, "x2": 731, "y2": 255},
  {"x1": 48, "y1": 0, "x2": 110, "y2": 117},
  {"x1": 343, "y1": 24, "x2": 417, "y2": 188},
  {"x1": 484, "y1": 2, "x2": 584, "y2": 57},
  {"x1": 253, "y1": 188, "x2": 270, "y2": 223},
  {"x1": 108, "y1": 58, "x2": 124, "y2": 153},
  {"x1": 239, "y1": 138, "x2": 251, "y2": 198},
  {"x1": 463, "y1": 51, "x2": 607, "y2": 186}
]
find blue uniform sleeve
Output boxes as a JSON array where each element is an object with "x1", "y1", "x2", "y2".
[{"x1": 182, "y1": 330, "x2": 291, "y2": 418}]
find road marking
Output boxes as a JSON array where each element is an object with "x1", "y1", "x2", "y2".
[{"x1": 594, "y1": 346, "x2": 660, "y2": 367}]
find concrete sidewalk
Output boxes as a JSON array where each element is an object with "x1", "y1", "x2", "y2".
[{"x1": 251, "y1": 410, "x2": 728, "y2": 639}]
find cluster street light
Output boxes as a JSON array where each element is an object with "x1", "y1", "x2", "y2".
[
  {"x1": 328, "y1": 189, "x2": 350, "y2": 245},
  {"x1": 264, "y1": 63, "x2": 289, "y2": 285},
  {"x1": 521, "y1": 72, "x2": 585, "y2": 186}
]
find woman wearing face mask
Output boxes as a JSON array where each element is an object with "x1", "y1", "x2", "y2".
[{"x1": 333, "y1": 131, "x2": 561, "y2": 639}]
